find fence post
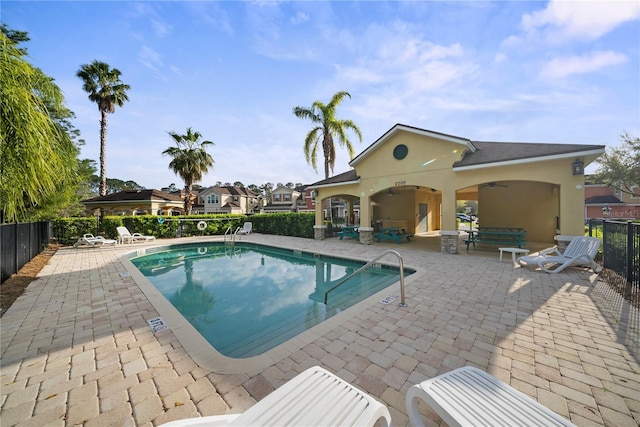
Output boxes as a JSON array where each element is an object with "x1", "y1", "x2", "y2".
[{"x1": 628, "y1": 221, "x2": 633, "y2": 283}]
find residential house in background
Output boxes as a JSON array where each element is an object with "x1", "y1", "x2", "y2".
[
  {"x1": 198, "y1": 186, "x2": 261, "y2": 215},
  {"x1": 263, "y1": 185, "x2": 301, "y2": 213},
  {"x1": 81, "y1": 189, "x2": 185, "y2": 216},
  {"x1": 294, "y1": 185, "x2": 315, "y2": 213},
  {"x1": 585, "y1": 180, "x2": 640, "y2": 220}
]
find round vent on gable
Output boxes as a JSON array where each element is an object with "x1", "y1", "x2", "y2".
[{"x1": 393, "y1": 144, "x2": 408, "y2": 160}]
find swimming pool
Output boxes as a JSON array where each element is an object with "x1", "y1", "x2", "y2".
[{"x1": 129, "y1": 242, "x2": 414, "y2": 358}]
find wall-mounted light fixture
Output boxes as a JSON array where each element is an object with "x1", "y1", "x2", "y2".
[
  {"x1": 602, "y1": 204, "x2": 611, "y2": 218},
  {"x1": 572, "y1": 159, "x2": 584, "y2": 175}
]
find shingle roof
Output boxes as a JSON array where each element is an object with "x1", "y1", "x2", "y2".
[
  {"x1": 309, "y1": 170, "x2": 359, "y2": 187},
  {"x1": 454, "y1": 141, "x2": 605, "y2": 168},
  {"x1": 585, "y1": 195, "x2": 623, "y2": 204},
  {"x1": 82, "y1": 189, "x2": 183, "y2": 203},
  {"x1": 205, "y1": 186, "x2": 259, "y2": 197}
]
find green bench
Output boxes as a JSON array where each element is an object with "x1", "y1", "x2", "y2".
[
  {"x1": 375, "y1": 227, "x2": 413, "y2": 244},
  {"x1": 338, "y1": 226, "x2": 359, "y2": 240},
  {"x1": 466, "y1": 227, "x2": 526, "y2": 250}
]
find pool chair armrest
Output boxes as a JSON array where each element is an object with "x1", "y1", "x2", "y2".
[
  {"x1": 159, "y1": 414, "x2": 240, "y2": 426},
  {"x1": 159, "y1": 366, "x2": 390, "y2": 427}
]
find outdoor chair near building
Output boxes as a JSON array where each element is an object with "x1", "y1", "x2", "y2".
[
  {"x1": 73, "y1": 234, "x2": 117, "y2": 248},
  {"x1": 236, "y1": 222, "x2": 252, "y2": 235},
  {"x1": 159, "y1": 366, "x2": 391, "y2": 427},
  {"x1": 406, "y1": 366, "x2": 576, "y2": 427},
  {"x1": 116, "y1": 226, "x2": 156, "y2": 244},
  {"x1": 517, "y1": 235, "x2": 602, "y2": 274}
]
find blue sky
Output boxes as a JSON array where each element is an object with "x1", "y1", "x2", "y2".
[{"x1": 4, "y1": 1, "x2": 639, "y2": 190}]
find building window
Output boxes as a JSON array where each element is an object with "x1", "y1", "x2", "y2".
[
  {"x1": 284, "y1": 194, "x2": 291, "y2": 202},
  {"x1": 275, "y1": 194, "x2": 281, "y2": 202},
  {"x1": 631, "y1": 186, "x2": 640, "y2": 199}
]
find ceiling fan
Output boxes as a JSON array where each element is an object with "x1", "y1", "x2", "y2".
[
  {"x1": 481, "y1": 182, "x2": 508, "y2": 189},
  {"x1": 386, "y1": 189, "x2": 399, "y2": 196}
]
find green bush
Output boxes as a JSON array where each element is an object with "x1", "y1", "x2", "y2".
[
  {"x1": 52, "y1": 212, "x2": 316, "y2": 245},
  {"x1": 250, "y1": 212, "x2": 315, "y2": 238}
]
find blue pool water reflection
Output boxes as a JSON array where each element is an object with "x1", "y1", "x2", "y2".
[{"x1": 130, "y1": 243, "x2": 413, "y2": 358}]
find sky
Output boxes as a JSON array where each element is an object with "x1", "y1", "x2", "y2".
[{"x1": 3, "y1": 0, "x2": 640, "y2": 190}]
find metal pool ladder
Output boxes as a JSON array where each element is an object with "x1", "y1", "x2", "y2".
[
  {"x1": 323, "y1": 249, "x2": 408, "y2": 307},
  {"x1": 224, "y1": 226, "x2": 236, "y2": 244}
]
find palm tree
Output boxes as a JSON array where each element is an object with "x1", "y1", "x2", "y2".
[
  {"x1": 292, "y1": 91, "x2": 362, "y2": 179},
  {"x1": 163, "y1": 127, "x2": 214, "y2": 214},
  {"x1": 76, "y1": 60, "x2": 130, "y2": 196}
]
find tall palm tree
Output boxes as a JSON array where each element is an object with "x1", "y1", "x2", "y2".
[
  {"x1": 76, "y1": 60, "x2": 130, "y2": 196},
  {"x1": 163, "y1": 127, "x2": 214, "y2": 214},
  {"x1": 292, "y1": 91, "x2": 362, "y2": 179}
]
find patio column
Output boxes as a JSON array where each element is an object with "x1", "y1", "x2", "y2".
[
  {"x1": 440, "y1": 188, "x2": 459, "y2": 254},
  {"x1": 313, "y1": 195, "x2": 326, "y2": 240},
  {"x1": 358, "y1": 193, "x2": 374, "y2": 245}
]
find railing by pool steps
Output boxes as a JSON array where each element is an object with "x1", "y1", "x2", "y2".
[
  {"x1": 323, "y1": 249, "x2": 408, "y2": 307},
  {"x1": 224, "y1": 226, "x2": 236, "y2": 244}
]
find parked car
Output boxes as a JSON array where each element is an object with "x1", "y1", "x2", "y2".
[{"x1": 457, "y1": 213, "x2": 473, "y2": 222}]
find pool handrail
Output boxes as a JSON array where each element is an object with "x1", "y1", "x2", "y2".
[
  {"x1": 323, "y1": 249, "x2": 407, "y2": 307},
  {"x1": 224, "y1": 226, "x2": 236, "y2": 243}
]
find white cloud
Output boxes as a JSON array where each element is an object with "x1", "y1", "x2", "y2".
[
  {"x1": 521, "y1": 0, "x2": 640, "y2": 43},
  {"x1": 540, "y1": 50, "x2": 628, "y2": 78},
  {"x1": 291, "y1": 10, "x2": 309, "y2": 25},
  {"x1": 150, "y1": 18, "x2": 170, "y2": 37},
  {"x1": 138, "y1": 45, "x2": 164, "y2": 75}
]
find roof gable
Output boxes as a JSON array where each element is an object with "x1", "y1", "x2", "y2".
[{"x1": 350, "y1": 123, "x2": 473, "y2": 167}]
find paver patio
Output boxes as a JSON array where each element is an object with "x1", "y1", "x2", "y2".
[{"x1": 1, "y1": 234, "x2": 638, "y2": 426}]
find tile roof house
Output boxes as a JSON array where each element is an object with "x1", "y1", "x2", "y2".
[
  {"x1": 81, "y1": 189, "x2": 185, "y2": 216},
  {"x1": 263, "y1": 185, "x2": 301, "y2": 213},
  {"x1": 308, "y1": 123, "x2": 606, "y2": 253},
  {"x1": 585, "y1": 182, "x2": 640, "y2": 220},
  {"x1": 198, "y1": 186, "x2": 261, "y2": 215}
]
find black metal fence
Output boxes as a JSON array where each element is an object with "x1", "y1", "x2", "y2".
[
  {"x1": 0, "y1": 221, "x2": 51, "y2": 283},
  {"x1": 589, "y1": 219, "x2": 640, "y2": 305}
]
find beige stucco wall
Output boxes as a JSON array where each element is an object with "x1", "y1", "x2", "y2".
[{"x1": 314, "y1": 127, "x2": 598, "y2": 247}]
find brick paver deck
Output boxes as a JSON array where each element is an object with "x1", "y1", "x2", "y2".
[{"x1": 1, "y1": 234, "x2": 638, "y2": 426}]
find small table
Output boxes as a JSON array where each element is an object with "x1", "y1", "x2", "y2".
[{"x1": 499, "y1": 247, "x2": 530, "y2": 263}]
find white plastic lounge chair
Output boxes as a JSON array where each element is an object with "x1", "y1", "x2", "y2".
[
  {"x1": 73, "y1": 234, "x2": 116, "y2": 248},
  {"x1": 406, "y1": 366, "x2": 576, "y2": 427},
  {"x1": 236, "y1": 221, "x2": 252, "y2": 235},
  {"x1": 159, "y1": 366, "x2": 391, "y2": 427},
  {"x1": 117, "y1": 226, "x2": 156, "y2": 244},
  {"x1": 517, "y1": 236, "x2": 602, "y2": 274}
]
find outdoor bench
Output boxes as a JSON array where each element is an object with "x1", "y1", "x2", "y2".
[
  {"x1": 338, "y1": 225, "x2": 359, "y2": 240},
  {"x1": 374, "y1": 227, "x2": 413, "y2": 243},
  {"x1": 466, "y1": 227, "x2": 526, "y2": 250}
]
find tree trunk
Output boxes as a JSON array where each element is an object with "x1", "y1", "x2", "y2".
[
  {"x1": 99, "y1": 110, "x2": 108, "y2": 196},
  {"x1": 184, "y1": 184, "x2": 193, "y2": 215}
]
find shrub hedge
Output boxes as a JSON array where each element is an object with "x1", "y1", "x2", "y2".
[{"x1": 52, "y1": 212, "x2": 315, "y2": 245}]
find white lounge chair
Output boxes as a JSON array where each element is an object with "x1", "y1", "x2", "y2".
[
  {"x1": 74, "y1": 234, "x2": 117, "y2": 248},
  {"x1": 406, "y1": 366, "x2": 576, "y2": 427},
  {"x1": 517, "y1": 236, "x2": 602, "y2": 274},
  {"x1": 159, "y1": 366, "x2": 391, "y2": 427},
  {"x1": 236, "y1": 222, "x2": 252, "y2": 235},
  {"x1": 117, "y1": 226, "x2": 156, "y2": 244}
]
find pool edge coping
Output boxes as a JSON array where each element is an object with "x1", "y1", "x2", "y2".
[{"x1": 119, "y1": 239, "x2": 426, "y2": 375}]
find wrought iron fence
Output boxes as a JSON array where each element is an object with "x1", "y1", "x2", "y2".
[
  {"x1": 0, "y1": 221, "x2": 51, "y2": 283},
  {"x1": 589, "y1": 219, "x2": 640, "y2": 305}
]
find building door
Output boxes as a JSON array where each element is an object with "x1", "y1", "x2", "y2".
[{"x1": 418, "y1": 203, "x2": 428, "y2": 233}]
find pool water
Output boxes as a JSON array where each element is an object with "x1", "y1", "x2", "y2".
[{"x1": 130, "y1": 242, "x2": 413, "y2": 358}]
